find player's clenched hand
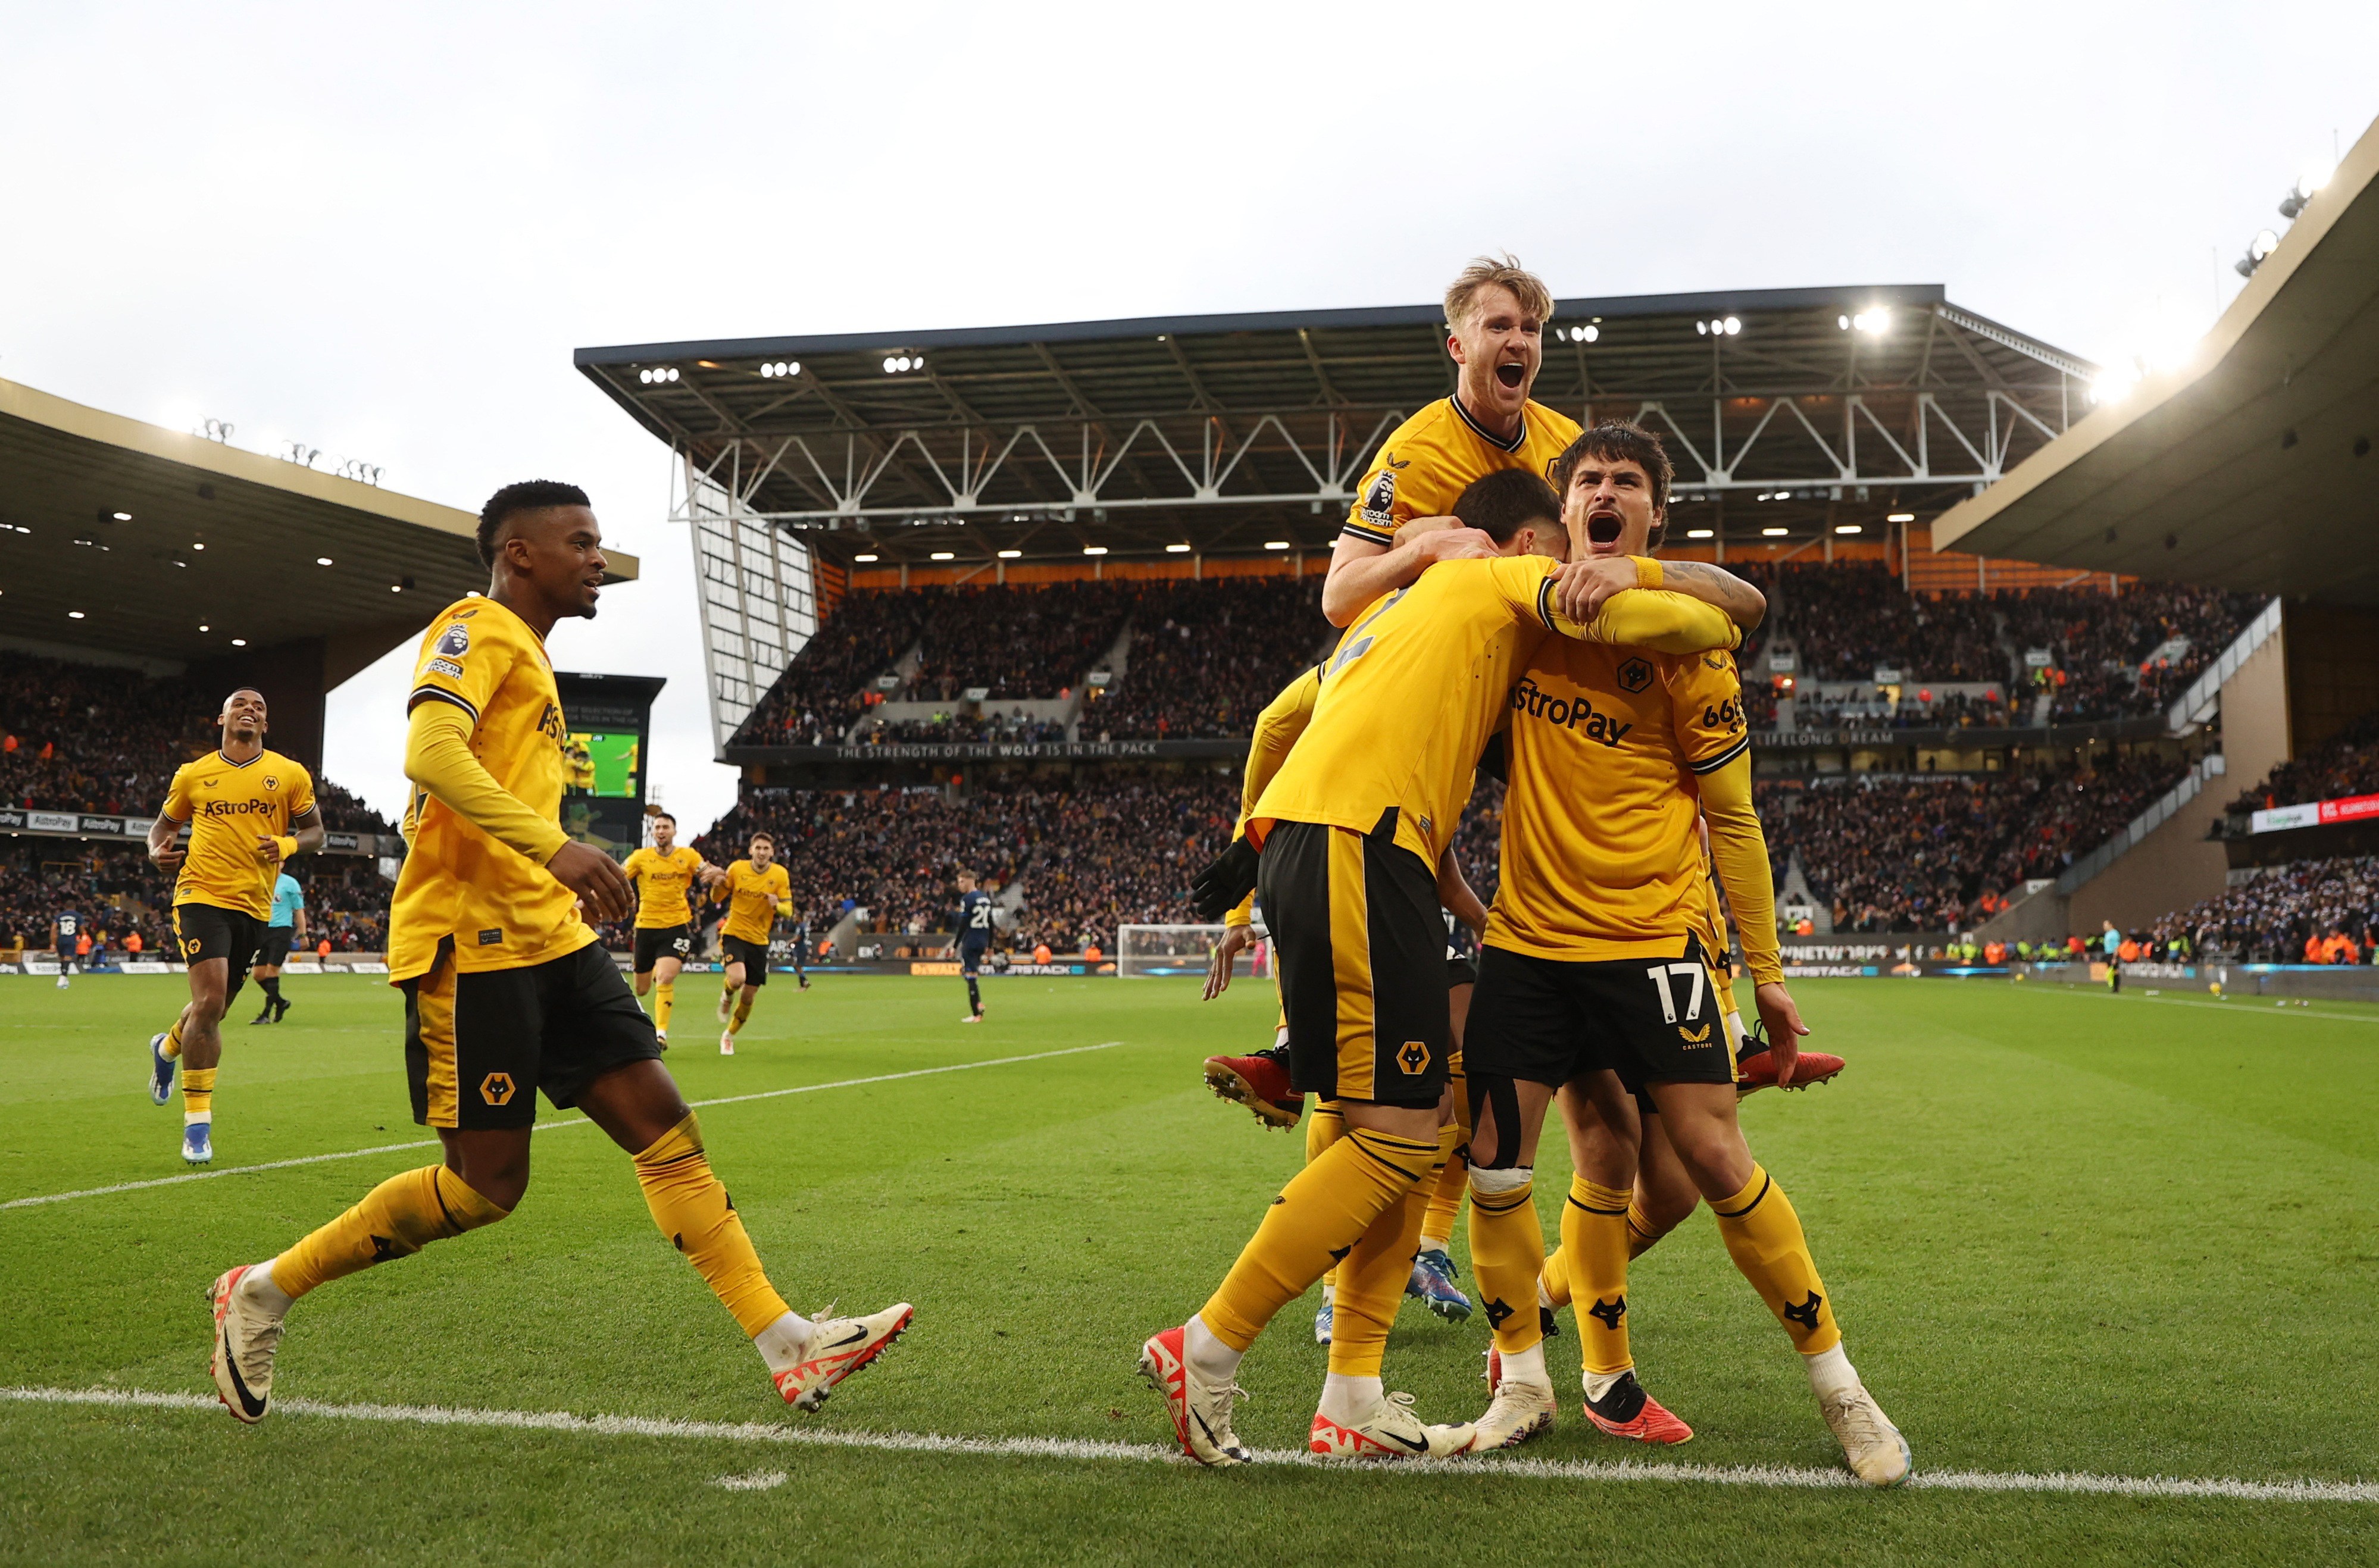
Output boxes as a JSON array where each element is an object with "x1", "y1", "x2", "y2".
[
  {"x1": 549, "y1": 841, "x2": 633, "y2": 922},
  {"x1": 1752, "y1": 981, "x2": 1809, "y2": 1088},
  {"x1": 149, "y1": 841, "x2": 186, "y2": 870},
  {"x1": 1555, "y1": 555, "x2": 1639, "y2": 624},
  {"x1": 252, "y1": 834, "x2": 285, "y2": 866},
  {"x1": 1204, "y1": 924, "x2": 1252, "y2": 1001}
]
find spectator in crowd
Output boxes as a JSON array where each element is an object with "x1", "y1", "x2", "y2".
[
  {"x1": 2229, "y1": 709, "x2": 2379, "y2": 815},
  {"x1": 2147, "y1": 855, "x2": 2379, "y2": 963}
]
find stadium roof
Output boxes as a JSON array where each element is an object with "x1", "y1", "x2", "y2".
[
  {"x1": 1931, "y1": 116, "x2": 2379, "y2": 602},
  {"x1": 0, "y1": 378, "x2": 637, "y2": 673},
  {"x1": 577, "y1": 282, "x2": 2094, "y2": 569}
]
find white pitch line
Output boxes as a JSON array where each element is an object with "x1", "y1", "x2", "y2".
[
  {"x1": 2002, "y1": 986, "x2": 2379, "y2": 1022},
  {"x1": 1, "y1": 1042, "x2": 1126, "y2": 1212},
  {"x1": 2, "y1": 1385, "x2": 2372, "y2": 1504}
]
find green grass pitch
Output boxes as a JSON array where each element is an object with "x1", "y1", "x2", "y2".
[{"x1": 2, "y1": 971, "x2": 2375, "y2": 1566}]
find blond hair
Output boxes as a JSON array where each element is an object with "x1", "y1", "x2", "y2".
[{"x1": 1444, "y1": 254, "x2": 1553, "y2": 331}]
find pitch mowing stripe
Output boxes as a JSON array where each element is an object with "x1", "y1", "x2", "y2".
[
  {"x1": 2, "y1": 1386, "x2": 2373, "y2": 1503},
  {"x1": 0, "y1": 1041, "x2": 1126, "y2": 1212}
]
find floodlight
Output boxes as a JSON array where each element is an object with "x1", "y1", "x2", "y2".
[
  {"x1": 786, "y1": 361, "x2": 800, "y2": 376},
  {"x1": 2250, "y1": 229, "x2": 2280, "y2": 261},
  {"x1": 1083, "y1": 546, "x2": 1108, "y2": 556},
  {"x1": 1264, "y1": 540, "x2": 1291, "y2": 550},
  {"x1": 1887, "y1": 512, "x2": 1914, "y2": 522},
  {"x1": 1835, "y1": 524, "x2": 1861, "y2": 534},
  {"x1": 111, "y1": 511, "x2": 131, "y2": 521},
  {"x1": 1697, "y1": 321, "x2": 1708, "y2": 336},
  {"x1": 930, "y1": 551, "x2": 955, "y2": 561},
  {"x1": 1762, "y1": 527, "x2": 1789, "y2": 537},
  {"x1": 316, "y1": 556, "x2": 333, "y2": 566},
  {"x1": 997, "y1": 549, "x2": 1023, "y2": 559},
  {"x1": 853, "y1": 553, "x2": 879, "y2": 562},
  {"x1": 1686, "y1": 528, "x2": 1715, "y2": 539},
  {"x1": 67, "y1": 611, "x2": 85, "y2": 619},
  {"x1": 192, "y1": 542, "x2": 205, "y2": 550},
  {"x1": 1839, "y1": 315, "x2": 1850, "y2": 330},
  {"x1": 231, "y1": 638, "x2": 246, "y2": 646},
  {"x1": 199, "y1": 624, "x2": 210, "y2": 631},
  {"x1": 1165, "y1": 543, "x2": 1192, "y2": 553},
  {"x1": 1723, "y1": 317, "x2": 1741, "y2": 335}
]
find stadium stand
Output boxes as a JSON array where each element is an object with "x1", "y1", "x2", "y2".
[
  {"x1": 1761, "y1": 755, "x2": 2188, "y2": 932},
  {"x1": 2227, "y1": 709, "x2": 2379, "y2": 812},
  {"x1": 2148, "y1": 855, "x2": 2379, "y2": 963},
  {"x1": 1764, "y1": 565, "x2": 2262, "y2": 722},
  {"x1": 695, "y1": 771, "x2": 1238, "y2": 954},
  {"x1": 1090, "y1": 577, "x2": 1330, "y2": 740}
]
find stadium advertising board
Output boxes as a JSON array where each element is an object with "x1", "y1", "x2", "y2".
[
  {"x1": 731, "y1": 739, "x2": 1243, "y2": 762},
  {"x1": 2248, "y1": 792, "x2": 2379, "y2": 833},
  {"x1": 0, "y1": 808, "x2": 395, "y2": 856}
]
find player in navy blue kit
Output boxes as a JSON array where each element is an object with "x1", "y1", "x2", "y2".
[
  {"x1": 51, "y1": 908, "x2": 82, "y2": 990},
  {"x1": 955, "y1": 871, "x2": 993, "y2": 1023}
]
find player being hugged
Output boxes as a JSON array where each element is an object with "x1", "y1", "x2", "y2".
[
  {"x1": 145, "y1": 688, "x2": 324, "y2": 1165},
  {"x1": 711, "y1": 832, "x2": 797, "y2": 1054},
  {"x1": 204, "y1": 480, "x2": 909, "y2": 1427},
  {"x1": 621, "y1": 810, "x2": 720, "y2": 1046}
]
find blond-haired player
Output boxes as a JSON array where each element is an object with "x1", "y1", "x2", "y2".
[
  {"x1": 204, "y1": 480, "x2": 909, "y2": 1426},
  {"x1": 712, "y1": 832, "x2": 793, "y2": 1054},
  {"x1": 621, "y1": 810, "x2": 720, "y2": 1045},
  {"x1": 145, "y1": 688, "x2": 324, "y2": 1165}
]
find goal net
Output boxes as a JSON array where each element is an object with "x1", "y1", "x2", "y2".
[{"x1": 1116, "y1": 924, "x2": 1270, "y2": 979}]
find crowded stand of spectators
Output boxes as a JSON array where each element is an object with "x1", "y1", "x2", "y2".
[
  {"x1": 2147, "y1": 855, "x2": 2379, "y2": 964},
  {"x1": 1790, "y1": 687, "x2": 2020, "y2": 731},
  {"x1": 2228, "y1": 710, "x2": 2379, "y2": 814},
  {"x1": 0, "y1": 840, "x2": 389, "y2": 959},
  {"x1": 1092, "y1": 577, "x2": 1331, "y2": 740},
  {"x1": 1771, "y1": 566, "x2": 2262, "y2": 724},
  {"x1": 737, "y1": 592, "x2": 937, "y2": 742},
  {"x1": 0, "y1": 651, "x2": 217, "y2": 813},
  {"x1": 695, "y1": 771, "x2": 1239, "y2": 956},
  {"x1": 1761, "y1": 752, "x2": 2188, "y2": 932}
]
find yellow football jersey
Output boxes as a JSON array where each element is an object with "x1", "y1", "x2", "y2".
[
  {"x1": 623, "y1": 845, "x2": 704, "y2": 929},
  {"x1": 390, "y1": 596, "x2": 591, "y2": 979},
  {"x1": 1342, "y1": 396, "x2": 1583, "y2": 548},
  {"x1": 160, "y1": 747, "x2": 317, "y2": 920},
  {"x1": 1251, "y1": 555, "x2": 1740, "y2": 870},
  {"x1": 717, "y1": 859, "x2": 790, "y2": 943},
  {"x1": 1488, "y1": 637, "x2": 1752, "y2": 962}
]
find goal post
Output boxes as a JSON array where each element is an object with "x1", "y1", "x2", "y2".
[{"x1": 1115, "y1": 924, "x2": 1270, "y2": 979}]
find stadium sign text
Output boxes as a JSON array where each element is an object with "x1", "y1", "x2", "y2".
[{"x1": 2248, "y1": 792, "x2": 2379, "y2": 834}]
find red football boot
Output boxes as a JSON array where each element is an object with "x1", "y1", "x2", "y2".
[{"x1": 1203, "y1": 1045, "x2": 1301, "y2": 1129}]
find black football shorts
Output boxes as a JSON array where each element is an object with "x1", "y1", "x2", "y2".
[{"x1": 403, "y1": 937, "x2": 663, "y2": 1130}]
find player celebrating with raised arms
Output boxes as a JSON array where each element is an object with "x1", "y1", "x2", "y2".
[
  {"x1": 712, "y1": 832, "x2": 795, "y2": 1054},
  {"x1": 621, "y1": 810, "x2": 718, "y2": 1045},
  {"x1": 1151, "y1": 475, "x2": 1761, "y2": 1466},
  {"x1": 145, "y1": 689, "x2": 324, "y2": 1165},
  {"x1": 205, "y1": 481, "x2": 909, "y2": 1426}
]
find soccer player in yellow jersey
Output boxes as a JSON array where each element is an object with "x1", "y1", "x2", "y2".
[
  {"x1": 205, "y1": 480, "x2": 910, "y2": 1426},
  {"x1": 1456, "y1": 424, "x2": 1909, "y2": 1485},
  {"x1": 143, "y1": 688, "x2": 323, "y2": 1165},
  {"x1": 621, "y1": 810, "x2": 720, "y2": 1046},
  {"x1": 1318, "y1": 255, "x2": 1582, "y2": 628},
  {"x1": 711, "y1": 833, "x2": 794, "y2": 1055},
  {"x1": 1151, "y1": 484, "x2": 1756, "y2": 1467}
]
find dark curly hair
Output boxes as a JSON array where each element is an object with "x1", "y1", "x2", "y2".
[
  {"x1": 1450, "y1": 468, "x2": 1561, "y2": 545},
  {"x1": 1548, "y1": 422, "x2": 1673, "y2": 548},
  {"x1": 476, "y1": 480, "x2": 590, "y2": 568}
]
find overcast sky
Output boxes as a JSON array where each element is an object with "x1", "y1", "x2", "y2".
[{"x1": 3, "y1": 2, "x2": 2371, "y2": 830}]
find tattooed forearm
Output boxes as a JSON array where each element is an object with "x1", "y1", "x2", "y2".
[{"x1": 1658, "y1": 559, "x2": 1767, "y2": 630}]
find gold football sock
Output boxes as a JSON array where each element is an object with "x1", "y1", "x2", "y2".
[
  {"x1": 655, "y1": 983, "x2": 675, "y2": 1032},
  {"x1": 1200, "y1": 1126, "x2": 1434, "y2": 1352},
  {"x1": 1467, "y1": 1170, "x2": 1543, "y2": 1355},
  {"x1": 1712, "y1": 1164, "x2": 1840, "y2": 1355},
  {"x1": 160, "y1": 1021, "x2": 184, "y2": 1062},
  {"x1": 728, "y1": 992, "x2": 756, "y2": 1037},
  {"x1": 1419, "y1": 1121, "x2": 1465, "y2": 1251},
  {"x1": 1626, "y1": 1201, "x2": 1665, "y2": 1260},
  {"x1": 272, "y1": 1165, "x2": 509, "y2": 1298},
  {"x1": 634, "y1": 1112, "x2": 790, "y2": 1336},
  {"x1": 1326, "y1": 1181, "x2": 1428, "y2": 1377},
  {"x1": 1565, "y1": 1175, "x2": 1634, "y2": 1376},
  {"x1": 180, "y1": 1066, "x2": 215, "y2": 1121},
  {"x1": 1305, "y1": 1099, "x2": 1346, "y2": 1289}
]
